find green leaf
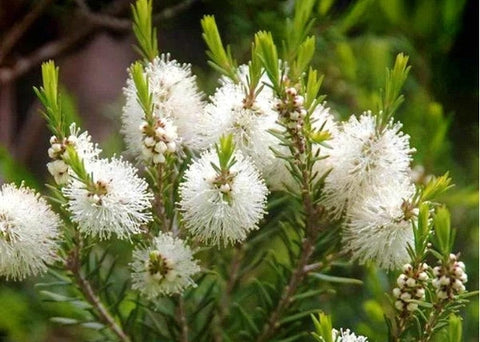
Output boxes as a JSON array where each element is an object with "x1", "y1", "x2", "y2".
[
  {"x1": 131, "y1": 0, "x2": 158, "y2": 60},
  {"x1": 201, "y1": 15, "x2": 238, "y2": 82},
  {"x1": 291, "y1": 36, "x2": 316, "y2": 81},
  {"x1": 255, "y1": 31, "x2": 281, "y2": 94},
  {"x1": 378, "y1": 53, "x2": 410, "y2": 127},
  {"x1": 447, "y1": 315, "x2": 462, "y2": 342},
  {"x1": 305, "y1": 68, "x2": 324, "y2": 111},
  {"x1": 310, "y1": 272, "x2": 363, "y2": 285},
  {"x1": 432, "y1": 206, "x2": 454, "y2": 257},
  {"x1": 34, "y1": 60, "x2": 65, "y2": 138},
  {"x1": 283, "y1": 0, "x2": 316, "y2": 64},
  {"x1": 50, "y1": 317, "x2": 79, "y2": 325},
  {"x1": 311, "y1": 313, "x2": 333, "y2": 342},
  {"x1": 215, "y1": 134, "x2": 236, "y2": 171},
  {"x1": 421, "y1": 172, "x2": 454, "y2": 202},
  {"x1": 81, "y1": 322, "x2": 105, "y2": 330},
  {"x1": 130, "y1": 61, "x2": 154, "y2": 124}
]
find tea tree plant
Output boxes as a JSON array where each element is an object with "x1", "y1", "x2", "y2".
[{"x1": 0, "y1": 1, "x2": 475, "y2": 341}]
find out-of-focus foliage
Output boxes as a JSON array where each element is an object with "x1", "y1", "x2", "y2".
[{"x1": 0, "y1": 0, "x2": 477, "y2": 341}]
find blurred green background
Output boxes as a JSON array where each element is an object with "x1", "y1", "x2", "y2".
[{"x1": 0, "y1": 0, "x2": 477, "y2": 341}]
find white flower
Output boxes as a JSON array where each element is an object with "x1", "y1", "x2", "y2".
[
  {"x1": 131, "y1": 232, "x2": 200, "y2": 297},
  {"x1": 323, "y1": 111, "x2": 414, "y2": 218},
  {"x1": 122, "y1": 54, "x2": 204, "y2": 156},
  {"x1": 0, "y1": 184, "x2": 60, "y2": 280},
  {"x1": 47, "y1": 123, "x2": 101, "y2": 184},
  {"x1": 195, "y1": 65, "x2": 286, "y2": 185},
  {"x1": 332, "y1": 328, "x2": 368, "y2": 342},
  {"x1": 63, "y1": 157, "x2": 153, "y2": 239},
  {"x1": 343, "y1": 180, "x2": 415, "y2": 270},
  {"x1": 179, "y1": 149, "x2": 268, "y2": 246}
]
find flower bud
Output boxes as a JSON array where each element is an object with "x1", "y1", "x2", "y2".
[
  {"x1": 220, "y1": 183, "x2": 231, "y2": 193},
  {"x1": 154, "y1": 141, "x2": 168, "y2": 154},
  {"x1": 439, "y1": 276, "x2": 450, "y2": 286},
  {"x1": 397, "y1": 274, "x2": 407, "y2": 287},
  {"x1": 416, "y1": 288, "x2": 425, "y2": 298},
  {"x1": 144, "y1": 136, "x2": 156, "y2": 147},
  {"x1": 406, "y1": 303, "x2": 418, "y2": 312},
  {"x1": 406, "y1": 278, "x2": 416, "y2": 287},
  {"x1": 437, "y1": 290, "x2": 448, "y2": 299},
  {"x1": 394, "y1": 300, "x2": 404, "y2": 310},
  {"x1": 452, "y1": 279, "x2": 463, "y2": 291},
  {"x1": 392, "y1": 288, "x2": 401, "y2": 298},
  {"x1": 418, "y1": 272, "x2": 428, "y2": 281},
  {"x1": 153, "y1": 153, "x2": 166, "y2": 164},
  {"x1": 400, "y1": 292, "x2": 411, "y2": 301},
  {"x1": 166, "y1": 141, "x2": 176, "y2": 153}
]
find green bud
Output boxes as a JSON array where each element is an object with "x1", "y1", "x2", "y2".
[
  {"x1": 131, "y1": 0, "x2": 158, "y2": 60},
  {"x1": 201, "y1": 15, "x2": 238, "y2": 82},
  {"x1": 311, "y1": 312, "x2": 333, "y2": 342},
  {"x1": 432, "y1": 206, "x2": 455, "y2": 258}
]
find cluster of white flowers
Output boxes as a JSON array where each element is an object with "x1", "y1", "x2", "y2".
[
  {"x1": 432, "y1": 253, "x2": 468, "y2": 299},
  {"x1": 332, "y1": 328, "x2": 368, "y2": 342},
  {"x1": 179, "y1": 149, "x2": 268, "y2": 246},
  {"x1": 323, "y1": 111, "x2": 414, "y2": 218},
  {"x1": 122, "y1": 54, "x2": 204, "y2": 158},
  {"x1": 316, "y1": 111, "x2": 416, "y2": 270},
  {"x1": 0, "y1": 184, "x2": 60, "y2": 280},
  {"x1": 131, "y1": 232, "x2": 200, "y2": 298},
  {"x1": 63, "y1": 157, "x2": 153, "y2": 240},
  {"x1": 195, "y1": 65, "x2": 286, "y2": 185},
  {"x1": 343, "y1": 180, "x2": 416, "y2": 270},
  {"x1": 47, "y1": 123, "x2": 100, "y2": 184},
  {"x1": 393, "y1": 263, "x2": 429, "y2": 312},
  {"x1": 139, "y1": 117, "x2": 178, "y2": 164}
]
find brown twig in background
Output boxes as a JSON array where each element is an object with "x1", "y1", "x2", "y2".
[
  {"x1": 0, "y1": 83, "x2": 15, "y2": 146},
  {"x1": 74, "y1": 0, "x2": 199, "y2": 31},
  {"x1": 0, "y1": 0, "x2": 199, "y2": 85},
  {"x1": 0, "y1": 0, "x2": 54, "y2": 63},
  {"x1": 0, "y1": 0, "x2": 131, "y2": 85}
]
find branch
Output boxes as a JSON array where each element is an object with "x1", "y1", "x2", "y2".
[
  {"x1": 66, "y1": 234, "x2": 131, "y2": 342},
  {"x1": 0, "y1": 0, "x2": 199, "y2": 84},
  {"x1": 177, "y1": 295, "x2": 189, "y2": 342},
  {"x1": 256, "y1": 236, "x2": 316, "y2": 342},
  {"x1": 0, "y1": 0, "x2": 54, "y2": 63},
  {"x1": 74, "y1": 0, "x2": 199, "y2": 31},
  {"x1": 0, "y1": 0, "x2": 131, "y2": 85}
]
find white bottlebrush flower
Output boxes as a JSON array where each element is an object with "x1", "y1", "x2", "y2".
[
  {"x1": 0, "y1": 184, "x2": 60, "y2": 280},
  {"x1": 323, "y1": 111, "x2": 414, "y2": 218},
  {"x1": 195, "y1": 65, "x2": 286, "y2": 184},
  {"x1": 343, "y1": 180, "x2": 416, "y2": 270},
  {"x1": 332, "y1": 328, "x2": 368, "y2": 342},
  {"x1": 122, "y1": 53, "x2": 204, "y2": 156},
  {"x1": 179, "y1": 149, "x2": 268, "y2": 246},
  {"x1": 63, "y1": 157, "x2": 153, "y2": 240},
  {"x1": 47, "y1": 123, "x2": 101, "y2": 184},
  {"x1": 131, "y1": 232, "x2": 200, "y2": 298}
]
